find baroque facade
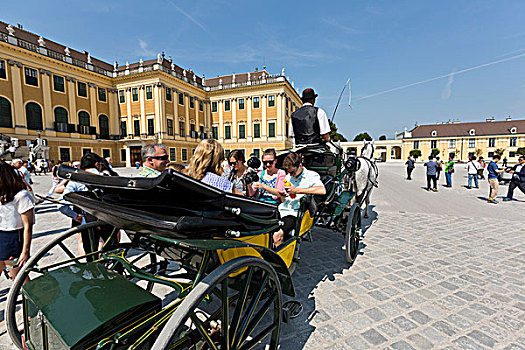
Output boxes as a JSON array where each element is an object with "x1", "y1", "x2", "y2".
[{"x1": 0, "y1": 21, "x2": 301, "y2": 166}]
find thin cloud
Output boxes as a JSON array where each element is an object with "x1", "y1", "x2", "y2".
[
  {"x1": 321, "y1": 17, "x2": 361, "y2": 35},
  {"x1": 138, "y1": 39, "x2": 155, "y2": 57},
  {"x1": 356, "y1": 52, "x2": 525, "y2": 102},
  {"x1": 496, "y1": 47, "x2": 525, "y2": 58},
  {"x1": 166, "y1": 0, "x2": 210, "y2": 34},
  {"x1": 442, "y1": 71, "x2": 455, "y2": 100}
]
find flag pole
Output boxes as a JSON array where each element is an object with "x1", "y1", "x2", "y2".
[{"x1": 331, "y1": 77, "x2": 351, "y2": 123}]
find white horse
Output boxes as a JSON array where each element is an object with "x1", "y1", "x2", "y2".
[{"x1": 348, "y1": 140, "x2": 378, "y2": 218}]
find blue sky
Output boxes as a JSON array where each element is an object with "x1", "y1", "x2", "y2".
[{"x1": 3, "y1": 1, "x2": 525, "y2": 139}]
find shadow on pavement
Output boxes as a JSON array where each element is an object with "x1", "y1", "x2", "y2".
[{"x1": 33, "y1": 227, "x2": 69, "y2": 239}]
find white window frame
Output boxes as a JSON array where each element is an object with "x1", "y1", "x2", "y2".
[
  {"x1": 145, "y1": 86, "x2": 153, "y2": 100},
  {"x1": 238, "y1": 98, "x2": 245, "y2": 110},
  {"x1": 169, "y1": 147, "x2": 177, "y2": 161},
  {"x1": 77, "y1": 81, "x2": 88, "y2": 98},
  {"x1": 24, "y1": 67, "x2": 38, "y2": 87},
  {"x1": 253, "y1": 97, "x2": 260, "y2": 109},
  {"x1": 132, "y1": 88, "x2": 139, "y2": 102},
  {"x1": 118, "y1": 90, "x2": 125, "y2": 104}
]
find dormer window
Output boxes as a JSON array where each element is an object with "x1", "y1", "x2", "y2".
[
  {"x1": 431, "y1": 130, "x2": 437, "y2": 137},
  {"x1": 469, "y1": 129, "x2": 475, "y2": 136},
  {"x1": 510, "y1": 127, "x2": 517, "y2": 134}
]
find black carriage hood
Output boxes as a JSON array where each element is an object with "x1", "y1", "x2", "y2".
[{"x1": 58, "y1": 166, "x2": 280, "y2": 239}]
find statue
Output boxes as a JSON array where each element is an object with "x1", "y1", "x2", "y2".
[
  {"x1": 171, "y1": 62, "x2": 175, "y2": 71},
  {"x1": 87, "y1": 53, "x2": 92, "y2": 64},
  {"x1": 281, "y1": 67, "x2": 285, "y2": 76},
  {"x1": 38, "y1": 36, "x2": 45, "y2": 47},
  {"x1": 157, "y1": 53, "x2": 162, "y2": 63},
  {"x1": 113, "y1": 61, "x2": 118, "y2": 71},
  {"x1": 183, "y1": 70, "x2": 187, "y2": 78},
  {"x1": 6, "y1": 25, "x2": 15, "y2": 36},
  {"x1": 64, "y1": 47, "x2": 71, "y2": 56},
  {"x1": 193, "y1": 75, "x2": 196, "y2": 83},
  {"x1": 126, "y1": 61, "x2": 130, "y2": 69},
  {"x1": 247, "y1": 72, "x2": 251, "y2": 81},
  {"x1": 219, "y1": 78, "x2": 222, "y2": 85},
  {"x1": 139, "y1": 58, "x2": 143, "y2": 67}
]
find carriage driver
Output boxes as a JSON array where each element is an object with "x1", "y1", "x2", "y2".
[
  {"x1": 273, "y1": 152, "x2": 326, "y2": 247},
  {"x1": 289, "y1": 88, "x2": 331, "y2": 145}
]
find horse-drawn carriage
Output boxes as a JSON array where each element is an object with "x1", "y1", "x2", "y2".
[{"x1": 6, "y1": 142, "x2": 374, "y2": 350}]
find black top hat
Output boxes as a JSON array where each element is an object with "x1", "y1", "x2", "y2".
[{"x1": 301, "y1": 88, "x2": 318, "y2": 102}]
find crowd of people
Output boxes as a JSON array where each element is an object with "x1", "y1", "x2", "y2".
[{"x1": 406, "y1": 154, "x2": 525, "y2": 204}]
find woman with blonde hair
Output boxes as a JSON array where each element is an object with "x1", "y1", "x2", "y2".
[{"x1": 185, "y1": 139, "x2": 241, "y2": 194}]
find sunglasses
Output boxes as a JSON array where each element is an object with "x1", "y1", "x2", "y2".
[
  {"x1": 149, "y1": 155, "x2": 169, "y2": 161},
  {"x1": 263, "y1": 160, "x2": 275, "y2": 166},
  {"x1": 229, "y1": 161, "x2": 237, "y2": 166}
]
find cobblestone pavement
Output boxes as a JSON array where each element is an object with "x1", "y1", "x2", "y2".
[{"x1": 0, "y1": 166, "x2": 524, "y2": 349}]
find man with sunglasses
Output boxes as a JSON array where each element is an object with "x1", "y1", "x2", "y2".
[
  {"x1": 138, "y1": 143, "x2": 170, "y2": 177},
  {"x1": 273, "y1": 152, "x2": 326, "y2": 247}
]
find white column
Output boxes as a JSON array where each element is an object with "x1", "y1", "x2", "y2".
[
  {"x1": 41, "y1": 72, "x2": 54, "y2": 133},
  {"x1": 9, "y1": 63, "x2": 26, "y2": 132},
  {"x1": 261, "y1": 96, "x2": 267, "y2": 140},
  {"x1": 89, "y1": 84, "x2": 98, "y2": 131},
  {"x1": 232, "y1": 99, "x2": 237, "y2": 141},
  {"x1": 247, "y1": 97, "x2": 252, "y2": 141},
  {"x1": 140, "y1": 87, "x2": 146, "y2": 135},
  {"x1": 126, "y1": 89, "x2": 132, "y2": 136},
  {"x1": 218, "y1": 100, "x2": 224, "y2": 141}
]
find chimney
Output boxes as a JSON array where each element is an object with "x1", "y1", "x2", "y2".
[
  {"x1": 17, "y1": 24, "x2": 23, "y2": 29},
  {"x1": 486, "y1": 117, "x2": 495, "y2": 122},
  {"x1": 506, "y1": 116, "x2": 512, "y2": 121}
]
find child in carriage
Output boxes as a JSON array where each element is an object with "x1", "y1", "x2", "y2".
[{"x1": 273, "y1": 152, "x2": 326, "y2": 247}]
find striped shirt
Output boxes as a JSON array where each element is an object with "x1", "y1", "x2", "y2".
[
  {"x1": 138, "y1": 166, "x2": 162, "y2": 178},
  {"x1": 202, "y1": 172, "x2": 233, "y2": 192}
]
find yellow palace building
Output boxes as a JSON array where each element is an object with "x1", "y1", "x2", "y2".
[{"x1": 0, "y1": 21, "x2": 301, "y2": 166}]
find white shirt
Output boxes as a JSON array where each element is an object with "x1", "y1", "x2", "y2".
[
  {"x1": 19, "y1": 166, "x2": 31, "y2": 184},
  {"x1": 278, "y1": 168, "x2": 324, "y2": 217},
  {"x1": 289, "y1": 103, "x2": 331, "y2": 137},
  {"x1": 0, "y1": 189, "x2": 35, "y2": 231},
  {"x1": 466, "y1": 161, "x2": 481, "y2": 175}
]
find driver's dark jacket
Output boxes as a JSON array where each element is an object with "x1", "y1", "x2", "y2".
[{"x1": 291, "y1": 105, "x2": 320, "y2": 144}]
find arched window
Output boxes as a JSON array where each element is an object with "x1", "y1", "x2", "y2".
[
  {"x1": 78, "y1": 111, "x2": 90, "y2": 126},
  {"x1": 54, "y1": 107, "x2": 68, "y2": 123},
  {"x1": 0, "y1": 97, "x2": 13, "y2": 128},
  {"x1": 99, "y1": 114, "x2": 109, "y2": 139},
  {"x1": 26, "y1": 102, "x2": 43, "y2": 130}
]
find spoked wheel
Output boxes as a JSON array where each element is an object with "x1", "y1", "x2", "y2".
[
  {"x1": 5, "y1": 222, "x2": 161, "y2": 349},
  {"x1": 152, "y1": 256, "x2": 282, "y2": 350},
  {"x1": 345, "y1": 203, "x2": 362, "y2": 265}
]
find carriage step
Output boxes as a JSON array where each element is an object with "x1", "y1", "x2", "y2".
[{"x1": 282, "y1": 300, "x2": 303, "y2": 323}]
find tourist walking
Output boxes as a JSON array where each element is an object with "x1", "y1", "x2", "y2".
[
  {"x1": 0, "y1": 160, "x2": 34, "y2": 281},
  {"x1": 424, "y1": 156, "x2": 438, "y2": 191},
  {"x1": 503, "y1": 155, "x2": 525, "y2": 201},
  {"x1": 46, "y1": 160, "x2": 63, "y2": 198},
  {"x1": 487, "y1": 155, "x2": 505, "y2": 204},
  {"x1": 502, "y1": 157, "x2": 508, "y2": 167},
  {"x1": 435, "y1": 156, "x2": 442, "y2": 180},
  {"x1": 478, "y1": 157, "x2": 486, "y2": 179},
  {"x1": 466, "y1": 156, "x2": 480, "y2": 189},
  {"x1": 444, "y1": 156, "x2": 454, "y2": 187},
  {"x1": 405, "y1": 156, "x2": 415, "y2": 180}
]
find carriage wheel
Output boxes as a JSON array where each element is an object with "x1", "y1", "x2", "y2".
[
  {"x1": 151, "y1": 256, "x2": 282, "y2": 350},
  {"x1": 345, "y1": 203, "x2": 362, "y2": 265},
  {"x1": 5, "y1": 223, "x2": 160, "y2": 349}
]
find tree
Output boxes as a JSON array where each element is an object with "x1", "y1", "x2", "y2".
[
  {"x1": 329, "y1": 120, "x2": 348, "y2": 142},
  {"x1": 353, "y1": 132, "x2": 372, "y2": 141},
  {"x1": 409, "y1": 149, "x2": 422, "y2": 159},
  {"x1": 431, "y1": 148, "x2": 440, "y2": 157},
  {"x1": 517, "y1": 147, "x2": 525, "y2": 156},
  {"x1": 379, "y1": 135, "x2": 387, "y2": 140},
  {"x1": 495, "y1": 148, "x2": 505, "y2": 157},
  {"x1": 475, "y1": 148, "x2": 483, "y2": 157}
]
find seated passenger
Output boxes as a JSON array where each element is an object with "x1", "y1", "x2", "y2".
[
  {"x1": 185, "y1": 139, "x2": 242, "y2": 195},
  {"x1": 224, "y1": 149, "x2": 256, "y2": 196},
  {"x1": 252, "y1": 148, "x2": 286, "y2": 204},
  {"x1": 274, "y1": 152, "x2": 326, "y2": 247}
]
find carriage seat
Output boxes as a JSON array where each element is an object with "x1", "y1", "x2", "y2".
[{"x1": 314, "y1": 175, "x2": 337, "y2": 205}]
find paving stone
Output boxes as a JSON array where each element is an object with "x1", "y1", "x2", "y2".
[
  {"x1": 390, "y1": 340, "x2": 417, "y2": 350},
  {"x1": 408, "y1": 310, "x2": 432, "y2": 325},
  {"x1": 407, "y1": 334, "x2": 434, "y2": 348},
  {"x1": 344, "y1": 335, "x2": 369, "y2": 350},
  {"x1": 392, "y1": 316, "x2": 418, "y2": 331},
  {"x1": 455, "y1": 290, "x2": 477, "y2": 301},
  {"x1": 364, "y1": 307, "x2": 387, "y2": 322},
  {"x1": 361, "y1": 328, "x2": 387, "y2": 345},
  {"x1": 467, "y1": 330, "x2": 497, "y2": 348},
  {"x1": 377, "y1": 322, "x2": 401, "y2": 338},
  {"x1": 439, "y1": 280, "x2": 460, "y2": 290},
  {"x1": 368, "y1": 290, "x2": 389, "y2": 301},
  {"x1": 420, "y1": 326, "x2": 448, "y2": 344},
  {"x1": 433, "y1": 320, "x2": 459, "y2": 336},
  {"x1": 452, "y1": 335, "x2": 486, "y2": 350}
]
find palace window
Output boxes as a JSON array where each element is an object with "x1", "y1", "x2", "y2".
[
  {"x1": 119, "y1": 90, "x2": 125, "y2": 103},
  {"x1": 253, "y1": 123, "x2": 261, "y2": 138},
  {"x1": 102, "y1": 149, "x2": 110, "y2": 158},
  {"x1": 167, "y1": 119, "x2": 174, "y2": 136},
  {"x1": 190, "y1": 96, "x2": 195, "y2": 108},
  {"x1": 181, "y1": 148, "x2": 188, "y2": 162},
  {"x1": 413, "y1": 140, "x2": 419, "y2": 149},
  {"x1": 120, "y1": 149, "x2": 127, "y2": 162},
  {"x1": 212, "y1": 126, "x2": 218, "y2": 139},
  {"x1": 488, "y1": 138, "x2": 496, "y2": 147},
  {"x1": 199, "y1": 101, "x2": 203, "y2": 111},
  {"x1": 53, "y1": 75, "x2": 65, "y2": 92},
  {"x1": 77, "y1": 82, "x2": 87, "y2": 97},
  {"x1": 169, "y1": 148, "x2": 176, "y2": 161},
  {"x1": 147, "y1": 118, "x2": 154, "y2": 136},
  {"x1": 449, "y1": 139, "x2": 456, "y2": 148},
  {"x1": 225, "y1": 149, "x2": 231, "y2": 158},
  {"x1": 430, "y1": 140, "x2": 436, "y2": 149},
  {"x1": 99, "y1": 115, "x2": 109, "y2": 139},
  {"x1": 509, "y1": 151, "x2": 517, "y2": 157},
  {"x1": 132, "y1": 88, "x2": 139, "y2": 102},
  {"x1": 98, "y1": 87, "x2": 106, "y2": 102},
  {"x1": 178, "y1": 93, "x2": 184, "y2": 105},
  {"x1": 488, "y1": 151, "x2": 494, "y2": 158},
  {"x1": 268, "y1": 95, "x2": 275, "y2": 107},
  {"x1": 60, "y1": 148, "x2": 71, "y2": 162},
  {"x1": 253, "y1": 148, "x2": 260, "y2": 159},
  {"x1": 26, "y1": 103, "x2": 43, "y2": 130},
  {"x1": 120, "y1": 120, "x2": 127, "y2": 137},
  {"x1": 146, "y1": 86, "x2": 153, "y2": 100},
  {"x1": 510, "y1": 137, "x2": 517, "y2": 147},
  {"x1": 166, "y1": 87, "x2": 172, "y2": 101},
  {"x1": 179, "y1": 121, "x2": 185, "y2": 137},
  {"x1": 133, "y1": 119, "x2": 140, "y2": 136},
  {"x1": 224, "y1": 100, "x2": 231, "y2": 111},
  {"x1": 468, "y1": 138, "x2": 475, "y2": 148},
  {"x1": 238, "y1": 124, "x2": 246, "y2": 139},
  {"x1": 211, "y1": 101, "x2": 218, "y2": 112},
  {"x1": 24, "y1": 67, "x2": 38, "y2": 86},
  {"x1": 253, "y1": 97, "x2": 260, "y2": 109},
  {"x1": 190, "y1": 123, "x2": 196, "y2": 138},
  {"x1": 238, "y1": 98, "x2": 245, "y2": 110},
  {"x1": 0, "y1": 97, "x2": 13, "y2": 128},
  {"x1": 0, "y1": 60, "x2": 6, "y2": 79},
  {"x1": 268, "y1": 122, "x2": 275, "y2": 138},
  {"x1": 224, "y1": 125, "x2": 231, "y2": 139},
  {"x1": 54, "y1": 107, "x2": 68, "y2": 132}
]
